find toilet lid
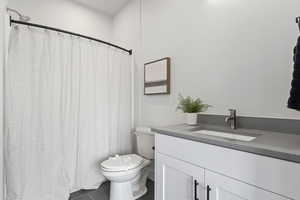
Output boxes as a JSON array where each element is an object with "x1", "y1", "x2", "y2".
[{"x1": 101, "y1": 154, "x2": 144, "y2": 171}]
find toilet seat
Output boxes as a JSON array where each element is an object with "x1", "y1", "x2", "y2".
[{"x1": 101, "y1": 154, "x2": 145, "y2": 172}]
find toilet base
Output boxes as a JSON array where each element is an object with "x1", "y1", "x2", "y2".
[
  {"x1": 133, "y1": 187, "x2": 147, "y2": 200},
  {"x1": 110, "y1": 181, "x2": 133, "y2": 200}
]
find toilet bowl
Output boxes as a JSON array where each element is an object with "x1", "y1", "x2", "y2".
[
  {"x1": 101, "y1": 154, "x2": 151, "y2": 200},
  {"x1": 100, "y1": 128, "x2": 155, "y2": 200}
]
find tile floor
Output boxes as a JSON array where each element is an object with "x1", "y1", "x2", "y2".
[{"x1": 69, "y1": 180, "x2": 154, "y2": 200}]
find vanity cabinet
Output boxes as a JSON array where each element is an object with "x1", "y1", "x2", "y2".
[
  {"x1": 156, "y1": 153, "x2": 205, "y2": 200},
  {"x1": 205, "y1": 170, "x2": 287, "y2": 200},
  {"x1": 155, "y1": 134, "x2": 299, "y2": 200},
  {"x1": 156, "y1": 152, "x2": 288, "y2": 200}
]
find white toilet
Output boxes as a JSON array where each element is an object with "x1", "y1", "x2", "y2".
[{"x1": 100, "y1": 128, "x2": 155, "y2": 200}]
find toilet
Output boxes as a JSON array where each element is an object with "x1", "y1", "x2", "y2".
[{"x1": 100, "y1": 128, "x2": 155, "y2": 200}]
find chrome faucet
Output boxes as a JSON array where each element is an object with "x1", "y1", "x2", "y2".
[{"x1": 225, "y1": 109, "x2": 237, "y2": 129}]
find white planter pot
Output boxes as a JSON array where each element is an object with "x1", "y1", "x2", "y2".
[{"x1": 185, "y1": 113, "x2": 198, "y2": 125}]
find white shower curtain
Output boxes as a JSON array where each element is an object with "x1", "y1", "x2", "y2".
[
  {"x1": 5, "y1": 25, "x2": 132, "y2": 200},
  {"x1": 1, "y1": 1, "x2": 8, "y2": 200}
]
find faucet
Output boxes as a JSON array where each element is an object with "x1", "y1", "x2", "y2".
[{"x1": 225, "y1": 109, "x2": 237, "y2": 129}]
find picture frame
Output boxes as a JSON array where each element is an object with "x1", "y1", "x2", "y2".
[{"x1": 144, "y1": 57, "x2": 171, "y2": 95}]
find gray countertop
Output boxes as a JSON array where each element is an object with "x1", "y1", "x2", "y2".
[{"x1": 152, "y1": 124, "x2": 300, "y2": 164}]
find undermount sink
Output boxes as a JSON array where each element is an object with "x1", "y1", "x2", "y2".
[{"x1": 193, "y1": 130, "x2": 256, "y2": 142}]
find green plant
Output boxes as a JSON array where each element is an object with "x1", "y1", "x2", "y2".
[{"x1": 176, "y1": 94, "x2": 210, "y2": 113}]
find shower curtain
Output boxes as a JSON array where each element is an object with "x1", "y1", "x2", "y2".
[
  {"x1": 5, "y1": 25, "x2": 132, "y2": 200},
  {"x1": 1, "y1": 1, "x2": 8, "y2": 200}
]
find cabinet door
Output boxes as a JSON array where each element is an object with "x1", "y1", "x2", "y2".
[
  {"x1": 156, "y1": 152, "x2": 205, "y2": 200},
  {"x1": 205, "y1": 170, "x2": 289, "y2": 200}
]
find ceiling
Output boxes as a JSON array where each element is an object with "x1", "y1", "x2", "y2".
[{"x1": 73, "y1": 0, "x2": 131, "y2": 16}]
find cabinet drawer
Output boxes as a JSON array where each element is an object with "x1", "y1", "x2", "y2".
[{"x1": 156, "y1": 134, "x2": 300, "y2": 200}]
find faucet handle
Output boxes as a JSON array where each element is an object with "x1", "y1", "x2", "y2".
[{"x1": 226, "y1": 109, "x2": 237, "y2": 129}]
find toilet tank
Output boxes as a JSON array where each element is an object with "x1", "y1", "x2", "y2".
[{"x1": 135, "y1": 127, "x2": 155, "y2": 160}]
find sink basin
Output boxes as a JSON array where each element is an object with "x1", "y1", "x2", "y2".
[{"x1": 193, "y1": 130, "x2": 256, "y2": 142}]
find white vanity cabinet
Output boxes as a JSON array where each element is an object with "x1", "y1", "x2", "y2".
[
  {"x1": 155, "y1": 134, "x2": 300, "y2": 200},
  {"x1": 205, "y1": 170, "x2": 288, "y2": 200},
  {"x1": 156, "y1": 153, "x2": 205, "y2": 200}
]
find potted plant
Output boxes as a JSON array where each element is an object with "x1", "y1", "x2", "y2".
[{"x1": 176, "y1": 94, "x2": 210, "y2": 125}]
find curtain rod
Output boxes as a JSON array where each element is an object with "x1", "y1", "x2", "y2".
[{"x1": 10, "y1": 19, "x2": 133, "y2": 55}]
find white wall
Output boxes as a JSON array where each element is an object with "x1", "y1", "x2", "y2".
[
  {"x1": 115, "y1": 0, "x2": 300, "y2": 128},
  {"x1": 8, "y1": 0, "x2": 113, "y2": 41},
  {"x1": 113, "y1": 0, "x2": 143, "y2": 128},
  {"x1": 113, "y1": 0, "x2": 158, "y2": 181}
]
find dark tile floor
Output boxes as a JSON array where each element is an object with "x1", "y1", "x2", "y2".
[{"x1": 69, "y1": 180, "x2": 154, "y2": 200}]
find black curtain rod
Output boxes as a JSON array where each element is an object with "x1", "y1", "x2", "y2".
[{"x1": 10, "y1": 19, "x2": 133, "y2": 55}]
